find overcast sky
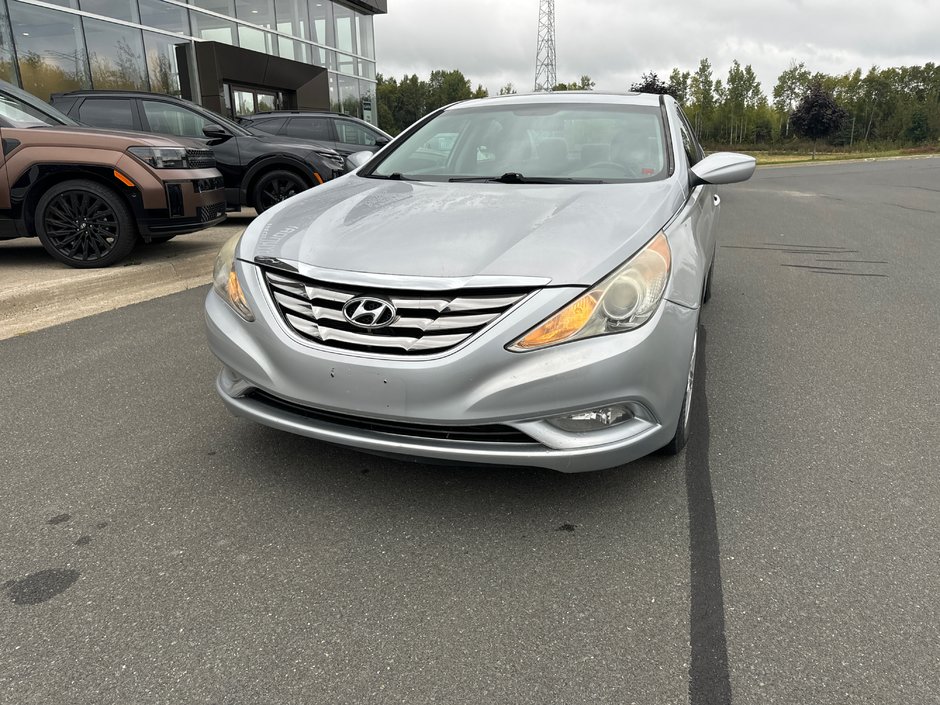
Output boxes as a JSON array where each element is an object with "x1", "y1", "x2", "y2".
[{"x1": 374, "y1": 0, "x2": 938, "y2": 96}]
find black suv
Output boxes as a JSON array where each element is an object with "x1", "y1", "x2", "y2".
[
  {"x1": 52, "y1": 91, "x2": 346, "y2": 213},
  {"x1": 239, "y1": 111, "x2": 391, "y2": 161}
]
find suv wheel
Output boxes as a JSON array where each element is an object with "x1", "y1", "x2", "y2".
[
  {"x1": 36, "y1": 180, "x2": 137, "y2": 268},
  {"x1": 252, "y1": 170, "x2": 308, "y2": 214}
]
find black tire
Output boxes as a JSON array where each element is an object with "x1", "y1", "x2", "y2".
[
  {"x1": 661, "y1": 324, "x2": 699, "y2": 456},
  {"x1": 252, "y1": 169, "x2": 309, "y2": 214},
  {"x1": 35, "y1": 179, "x2": 137, "y2": 268}
]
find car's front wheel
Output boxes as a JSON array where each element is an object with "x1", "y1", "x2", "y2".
[
  {"x1": 662, "y1": 324, "x2": 699, "y2": 455},
  {"x1": 252, "y1": 169, "x2": 308, "y2": 214},
  {"x1": 35, "y1": 179, "x2": 137, "y2": 268}
]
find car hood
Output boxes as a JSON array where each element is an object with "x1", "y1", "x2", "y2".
[{"x1": 242, "y1": 175, "x2": 685, "y2": 286}]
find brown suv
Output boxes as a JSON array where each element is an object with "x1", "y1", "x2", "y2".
[{"x1": 0, "y1": 80, "x2": 226, "y2": 268}]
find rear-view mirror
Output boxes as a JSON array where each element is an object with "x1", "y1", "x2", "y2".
[
  {"x1": 347, "y1": 151, "x2": 373, "y2": 170},
  {"x1": 202, "y1": 124, "x2": 228, "y2": 139}
]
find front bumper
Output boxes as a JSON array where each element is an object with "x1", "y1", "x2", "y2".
[
  {"x1": 137, "y1": 172, "x2": 227, "y2": 238},
  {"x1": 205, "y1": 261, "x2": 699, "y2": 473}
]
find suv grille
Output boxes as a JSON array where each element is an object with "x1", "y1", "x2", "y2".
[
  {"x1": 186, "y1": 148, "x2": 215, "y2": 169},
  {"x1": 262, "y1": 268, "x2": 534, "y2": 356}
]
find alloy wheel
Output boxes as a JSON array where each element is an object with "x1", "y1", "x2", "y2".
[
  {"x1": 43, "y1": 190, "x2": 119, "y2": 262},
  {"x1": 258, "y1": 176, "x2": 302, "y2": 210}
]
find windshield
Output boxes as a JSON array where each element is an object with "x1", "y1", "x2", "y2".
[
  {"x1": 367, "y1": 103, "x2": 668, "y2": 183},
  {"x1": 0, "y1": 91, "x2": 71, "y2": 128}
]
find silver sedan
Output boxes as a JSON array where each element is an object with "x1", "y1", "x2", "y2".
[{"x1": 205, "y1": 92, "x2": 754, "y2": 472}]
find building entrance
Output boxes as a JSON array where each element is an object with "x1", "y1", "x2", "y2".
[{"x1": 224, "y1": 84, "x2": 286, "y2": 118}]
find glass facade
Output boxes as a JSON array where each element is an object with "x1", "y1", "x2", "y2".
[{"x1": 0, "y1": 0, "x2": 379, "y2": 123}]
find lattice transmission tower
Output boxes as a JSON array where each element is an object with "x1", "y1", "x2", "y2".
[{"x1": 534, "y1": 0, "x2": 557, "y2": 91}]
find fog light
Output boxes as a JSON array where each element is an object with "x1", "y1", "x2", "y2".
[{"x1": 546, "y1": 405, "x2": 634, "y2": 432}]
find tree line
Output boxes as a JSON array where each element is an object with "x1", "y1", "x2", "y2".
[{"x1": 376, "y1": 61, "x2": 940, "y2": 151}]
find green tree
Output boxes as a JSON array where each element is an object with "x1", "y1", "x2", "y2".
[
  {"x1": 631, "y1": 71, "x2": 675, "y2": 97},
  {"x1": 791, "y1": 83, "x2": 848, "y2": 158},
  {"x1": 773, "y1": 61, "x2": 812, "y2": 136}
]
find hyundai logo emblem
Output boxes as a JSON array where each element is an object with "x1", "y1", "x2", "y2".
[{"x1": 342, "y1": 296, "x2": 397, "y2": 329}]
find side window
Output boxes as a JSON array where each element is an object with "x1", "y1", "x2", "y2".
[
  {"x1": 141, "y1": 100, "x2": 211, "y2": 138},
  {"x1": 284, "y1": 117, "x2": 332, "y2": 141},
  {"x1": 335, "y1": 120, "x2": 377, "y2": 146},
  {"x1": 249, "y1": 117, "x2": 287, "y2": 134},
  {"x1": 78, "y1": 99, "x2": 136, "y2": 131},
  {"x1": 676, "y1": 109, "x2": 703, "y2": 167}
]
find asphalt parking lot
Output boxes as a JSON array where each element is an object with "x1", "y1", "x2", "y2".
[{"x1": 2, "y1": 157, "x2": 938, "y2": 704}]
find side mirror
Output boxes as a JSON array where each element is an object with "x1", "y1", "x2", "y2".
[
  {"x1": 347, "y1": 150, "x2": 373, "y2": 170},
  {"x1": 202, "y1": 124, "x2": 229, "y2": 139},
  {"x1": 375, "y1": 137, "x2": 390, "y2": 147},
  {"x1": 690, "y1": 152, "x2": 756, "y2": 186}
]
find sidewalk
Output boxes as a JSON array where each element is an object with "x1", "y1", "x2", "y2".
[{"x1": 0, "y1": 213, "x2": 253, "y2": 340}]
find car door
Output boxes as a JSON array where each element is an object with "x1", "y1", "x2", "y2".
[
  {"x1": 138, "y1": 98, "x2": 241, "y2": 198},
  {"x1": 675, "y1": 107, "x2": 717, "y2": 274},
  {"x1": 281, "y1": 116, "x2": 336, "y2": 151}
]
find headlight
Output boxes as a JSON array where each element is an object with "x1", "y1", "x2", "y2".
[
  {"x1": 312, "y1": 150, "x2": 345, "y2": 171},
  {"x1": 213, "y1": 232, "x2": 254, "y2": 321},
  {"x1": 127, "y1": 146, "x2": 189, "y2": 169},
  {"x1": 509, "y1": 232, "x2": 671, "y2": 351}
]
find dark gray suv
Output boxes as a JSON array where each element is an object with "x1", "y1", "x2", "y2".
[{"x1": 239, "y1": 112, "x2": 391, "y2": 161}]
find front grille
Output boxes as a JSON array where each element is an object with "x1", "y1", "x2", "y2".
[
  {"x1": 198, "y1": 202, "x2": 226, "y2": 222},
  {"x1": 247, "y1": 390, "x2": 536, "y2": 444},
  {"x1": 195, "y1": 176, "x2": 224, "y2": 193},
  {"x1": 262, "y1": 268, "x2": 534, "y2": 355},
  {"x1": 186, "y1": 148, "x2": 216, "y2": 169}
]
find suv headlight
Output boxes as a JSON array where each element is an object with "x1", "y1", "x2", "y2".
[
  {"x1": 312, "y1": 149, "x2": 345, "y2": 172},
  {"x1": 509, "y1": 232, "x2": 671, "y2": 351},
  {"x1": 127, "y1": 146, "x2": 189, "y2": 169},
  {"x1": 213, "y1": 232, "x2": 254, "y2": 321}
]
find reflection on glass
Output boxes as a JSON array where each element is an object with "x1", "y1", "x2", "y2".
[
  {"x1": 0, "y1": 1, "x2": 17, "y2": 84},
  {"x1": 359, "y1": 78, "x2": 375, "y2": 124},
  {"x1": 277, "y1": 36, "x2": 310, "y2": 63},
  {"x1": 138, "y1": 0, "x2": 190, "y2": 35},
  {"x1": 309, "y1": 0, "x2": 333, "y2": 49},
  {"x1": 84, "y1": 19, "x2": 148, "y2": 90},
  {"x1": 233, "y1": 89, "x2": 254, "y2": 116},
  {"x1": 336, "y1": 73, "x2": 360, "y2": 118},
  {"x1": 237, "y1": 26, "x2": 274, "y2": 53},
  {"x1": 143, "y1": 31, "x2": 188, "y2": 96},
  {"x1": 234, "y1": 0, "x2": 274, "y2": 28},
  {"x1": 9, "y1": 2, "x2": 91, "y2": 100},
  {"x1": 79, "y1": 0, "x2": 139, "y2": 23},
  {"x1": 333, "y1": 2, "x2": 355, "y2": 54},
  {"x1": 357, "y1": 14, "x2": 374, "y2": 60},
  {"x1": 335, "y1": 51, "x2": 354, "y2": 76},
  {"x1": 191, "y1": 0, "x2": 235, "y2": 15},
  {"x1": 274, "y1": 0, "x2": 308, "y2": 40},
  {"x1": 190, "y1": 11, "x2": 238, "y2": 45}
]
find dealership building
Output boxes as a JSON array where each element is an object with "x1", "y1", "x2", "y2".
[{"x1": 0, "y1": 0, "x2": 385, "y2": 124}]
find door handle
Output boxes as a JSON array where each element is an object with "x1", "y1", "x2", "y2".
[{"x1": 713, "y1": 194, "x2": 721, "y2": 207}]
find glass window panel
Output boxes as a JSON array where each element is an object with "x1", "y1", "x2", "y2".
[
  {"x1": 277, "y1": 36, "x2": 310, "y2": 63},
  {"x1": 336, "y1": 72, "x2": 359, "y2": 118},
  {"x1": 309, "y1": 0, "x2": 333, "y2": 49},
  {"x1": 138, "y1": 0, "x2": 190, "y2": 35},
  {"x1": 142, "y1": 99, "x2": 211, "y2": 137},
  {"x1": 0, "y1": 1, "x2": 18, "y2": 84},
  {"x1": 358, "y1": 59, "x2": 374, "y2": 80},
  {"x1": 143, "y1": 31, "x2": 189, "y2": 96},
  {"x1": 274, "y1": 0, "x2": 308, "y2": 40},
  {"x1": 335, "y1": 51, "x2": 354, "y2": 76},
  {"x1": 332, "y1": 2, "x2": 354, "y2": 54},
  {"x1": 356, "y1": 13, "x2": 373, "y2": 59},
  {"x1": 9, "y1": 2, "x2": 91, "y2": 101},
  {"x1": 255, "y1": 91, "x2": 276, "y2": 112},
  {"x1": 79, "y1": 0, "x2": 138, "y2": 23},
  {"x1": 249, "y1": 116, "x2": 286, "y2": 133},
  {"x1": 336, "y1": 119, "x2": 376, "y2": 146},
  {"x1": 33, "y1": 0, "x2": 78, "y2": 9},
  {"x1": 234, "y1": 0, "x2": 274, "y2": 28},
  {"x1": 328, "y1": 71, "x2": 337, "y2": 112},
  {"x1": 191, "y1": 0, "x2": 235, "y2": 15},
  {"x1": 359, "y1": 78, "x2": 375, "y2": 125},
  {"x1": 283, "y1": 117, "x2": 331, "y2": 140},
  {"x1": 190, "y1": 11, "x2": 237, "y2": 45},
  {"x1": 0, "y1": 93, "x2": 63, "y2": 126},
  {"x1": 237, "y1": 25, "x2": 274, "y2": 53},
  {"x1": 231, "y1": 89, "x2": 253, "y2": 116},
  {"x1": 78, "y1": 97, "x2": 135, "y2": 130},
  {"x1": 83, "y1": 18, "x2": 148, "y2": 90}
]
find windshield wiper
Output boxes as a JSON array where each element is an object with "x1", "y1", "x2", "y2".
[
  {"x1": 367, "y1": 172, "x2": 413, "y2": 181},
  {"x1": 449, "y1": 172, "x2": 604, "y2": 184}
]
